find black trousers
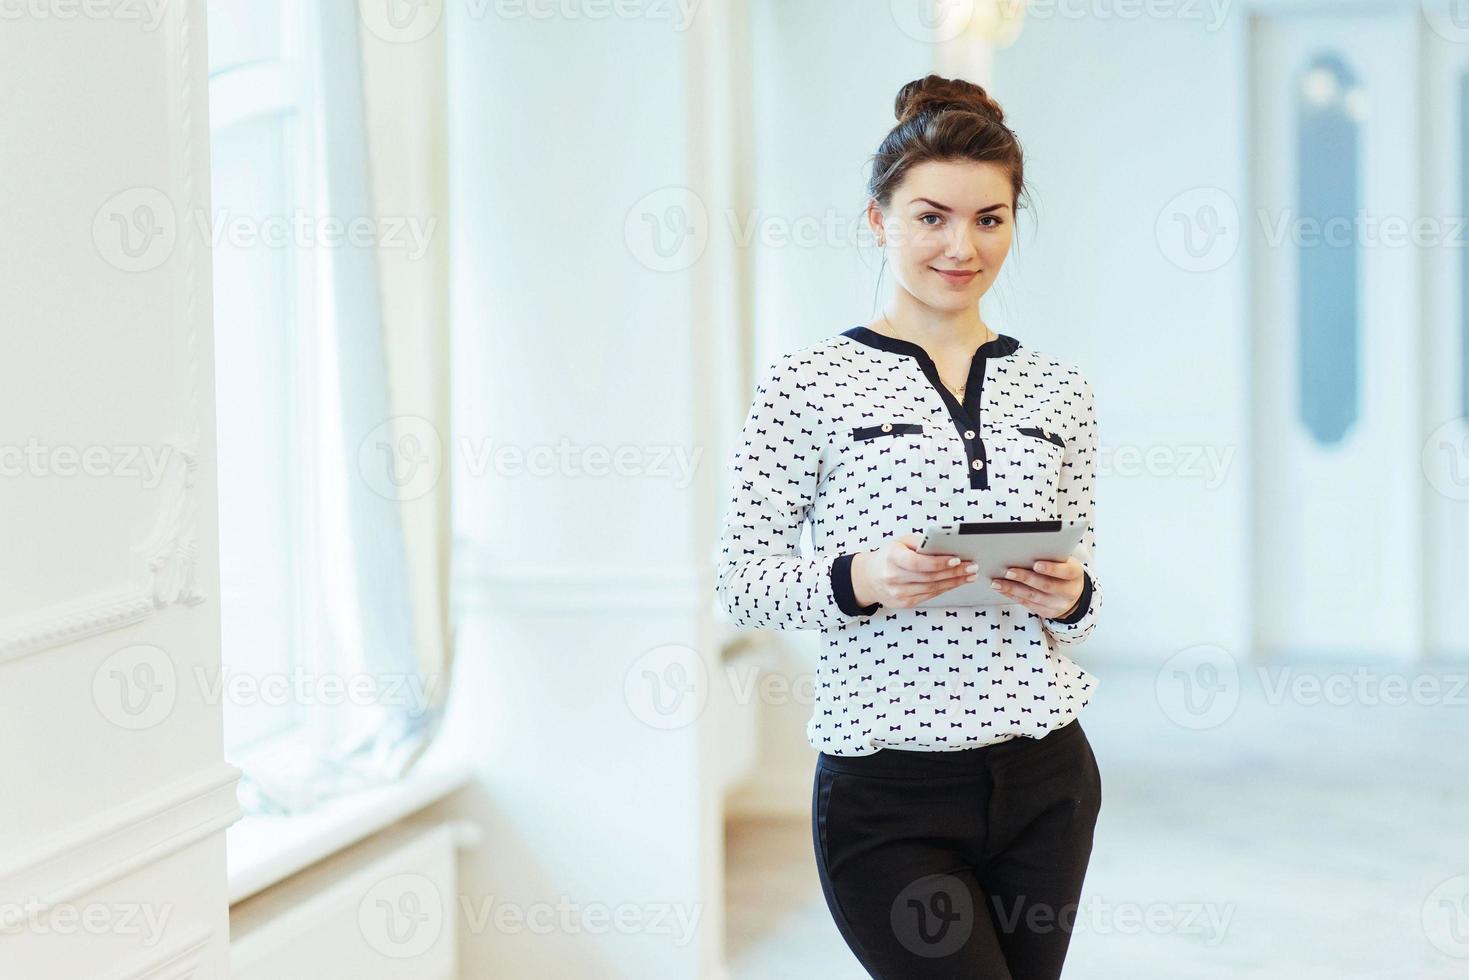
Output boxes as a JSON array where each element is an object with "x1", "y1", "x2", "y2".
[{"x1": 811, "y1": 718, "x2": 1103, "y2": 979}]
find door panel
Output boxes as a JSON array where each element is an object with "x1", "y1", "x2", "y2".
[{"x1": 1251, "y1": 11, "x2": 1422, "y2": 662}]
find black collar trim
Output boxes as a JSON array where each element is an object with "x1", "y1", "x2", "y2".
[
  {"x1": 838, "y1": 325, "x2": 1021, "y2": 491},
  {"x1": 841, "y1": 325, "x2": 1022, "y2": 360}
]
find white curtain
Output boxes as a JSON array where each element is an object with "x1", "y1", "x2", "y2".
[
  {"x1": 358, "y1": 0, "x2": 455, "y2": 707},
  {"x1": 237, "y1": 0, "x2": 454, "y2": 814}
]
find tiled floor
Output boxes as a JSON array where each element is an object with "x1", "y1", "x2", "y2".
[{"x1": 724, "y1": 662, "x2": 1469, "y2": 979}]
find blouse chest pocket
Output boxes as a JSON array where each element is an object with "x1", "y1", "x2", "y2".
[
  {"x1": 851, "y1": 422, "x2": 925, "y2": 441},
  {"x1": 831, "y1": 421, "x2": 931, "y2": 487},
  {"x1": 993, "y1": 423, "x2": 1067, "y2": 505},
  {"x1": 1015, "y1": 425, "x2": 1066, "y2": 449}
]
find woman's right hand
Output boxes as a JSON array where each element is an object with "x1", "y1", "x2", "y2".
[{"x1": 850, "y1": 532, "x2": 979, "y2": 609}]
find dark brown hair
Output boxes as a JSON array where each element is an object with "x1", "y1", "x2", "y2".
[{"x1": 867, "y1": 73, "x2": 1030, "y2": 221}]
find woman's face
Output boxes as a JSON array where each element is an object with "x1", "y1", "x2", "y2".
[{"x1": 870, "y1": 159, "x2": 1015, "y2": 314}]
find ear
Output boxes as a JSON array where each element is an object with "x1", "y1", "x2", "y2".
[{"x1": 866, "y1": 199, "x2": 886, "y2": 243}]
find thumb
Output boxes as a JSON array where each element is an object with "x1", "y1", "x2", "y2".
[{"x1": 896, "y1": 531, "x2": 924, "y2": 551}]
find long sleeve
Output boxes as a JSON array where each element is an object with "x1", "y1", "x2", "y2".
[
  {"x1": 715, "y1": 353, "x2": 880, "y2": 630},
  {"x1": 1042, "y1": 375, "x2": 1103, "y2": 646}
]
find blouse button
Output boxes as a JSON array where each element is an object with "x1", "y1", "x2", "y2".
[
  {"x1": 971, "y1": 459, "x2": 984, "y2": 471},
  {"x1": 881, "y1": 422, "x2": 892, "y2": 432},
  {"x1": 963, "y1": 429, "x2": 975, "y2": 439}
]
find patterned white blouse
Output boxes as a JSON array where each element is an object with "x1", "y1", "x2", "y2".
[{"x1": 714, "y1": 325, "x2": 1103, "y2": 756}]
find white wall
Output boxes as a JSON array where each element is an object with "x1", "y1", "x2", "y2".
[
  {"x1": 746, "y1": 0, "x2": 938, "y2": 362},
  {"x1": 0, "y1": 2, "x2": 238, "y2": 976},
  {"x1": 444, "y1": 2, "x2": 720, "y2": 976},
  {"x1": 993, "y1": 5, "x2": 1252, "y2": 667}
]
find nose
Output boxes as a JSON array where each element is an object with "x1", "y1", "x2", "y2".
[{"x1": 946, "y1": 222, "x2": 978, "y2": 263}]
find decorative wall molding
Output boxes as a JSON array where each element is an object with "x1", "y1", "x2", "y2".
[
  {"x1": 0, "y1": 433, "x2": 207, "y2": 665},
  {"x1": 0, "y1": 587, "x2": 157, "y2": 664},
  {"x1": 108, "y1": 929, "x2": 212, "y2": 980},
  {"x1": 138, "y1": 434, "x2": 206, "y2": 611},
  {"x1": 0, "y1": 763, "x2": 242, "y2": 931},
  {"x1": 0, "y1": 0, "x2": 208, "y2": 667},
  {"x1": 158, "y1": 0, "x2": 207, "y2": 616}
]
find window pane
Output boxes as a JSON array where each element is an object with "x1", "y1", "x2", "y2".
[
  {"x1": 212, "y1": 111, "x2": 303, "y2": 750},
  {"x1": 1296, "y1": 52, "x2": 1363, "y2": 445},
  {"x1": 207, "y1": 0, "x2": 284, "y2": 75},
  {"x1": 1461, "y1": 70, "x2": 1469, "y2": 421}
]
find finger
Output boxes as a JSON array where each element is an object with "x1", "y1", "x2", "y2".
[
  {"x1": 915, "y1": 565, "x2": 979, "y2": 585},
  {"x1": 928, "y1": 565, "x2": 985, "y2": 595},
  {"x1": 990, "y1": 576, "x2": 1053, "y2": 605},
  {"x1": 1031, "y1": 558, "x2": 1081, "y2": 581},
  {"x1": 1002, "y1": 592, "x2": 1064, "y2": 619},
  {"x1": 999, "y1": 567, "x2": 1055, "y2": 591},
  {"x1": 894, "y1": 565, "x2": 981, "y2": 596},
  {"x1": 898, "y1": 582, "x2": 970, "y2": 607},
  {"x1": 993, "y1": 578, "x2": 1072, "y2": 617},
  {"x1": 891, "y1": 562, "x2": 978, "y2": 586},
  {"x1": 1015, "y1": 597, "x2": 1055, "y2": 618},
  {"x1": 936, "y1": 567, "x2": 981, "y2": 587},
  {"x1": 937, "y1": 572, "x2": 980, "y2": 594},
  {"x1": 890, "y1": 567, "x2": 978, "y2": 594},
  {"x1": 894, "y1": 532, "x2": 934, "y2": 559},
  {"x1": 894, "y1": 542, "x2": 970, "y2": 574}
]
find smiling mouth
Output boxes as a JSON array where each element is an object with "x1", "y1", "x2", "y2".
[{"x1": 933, "y1": 267, "x2": 979, "y2": 279}]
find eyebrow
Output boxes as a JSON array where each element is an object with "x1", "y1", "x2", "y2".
[{"x1": 909, "y1": 198, "x2": 1010, "y2": 214}]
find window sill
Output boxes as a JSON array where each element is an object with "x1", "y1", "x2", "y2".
[{"x1": 226, "y1": 747, "x2": 474, "y2": 905}]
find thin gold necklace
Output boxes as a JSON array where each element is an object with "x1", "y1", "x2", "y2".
[{"x1": 880, "y1": 313, "x2": 990, "y2": 401}]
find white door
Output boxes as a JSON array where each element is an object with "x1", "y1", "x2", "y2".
[
  {"x1": 1251, "y1": 10, "x2": 1422, "y2": 663},
  {"x1": 0, "y1": 2, "x2": 239, "y2": 977}
]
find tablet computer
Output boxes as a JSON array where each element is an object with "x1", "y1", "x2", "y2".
[{"x1": 915, "y1": 519, "x2": 1087, "y2": 608}]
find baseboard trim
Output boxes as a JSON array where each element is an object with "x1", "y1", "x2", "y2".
[
  {"x1": 0, "y1": 763, "x2": 242, "y2": 930},
  {"x1": 108, "y1": 929, "x2": 212, "y2": 980}
]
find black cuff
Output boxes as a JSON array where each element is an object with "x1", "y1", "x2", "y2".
[
  {"x1": 1047, "y1": 570, "x2": 1092, "y2": 625},
  {"x1": 831, "y1": 553, "x2": 881, "y2": 617}
]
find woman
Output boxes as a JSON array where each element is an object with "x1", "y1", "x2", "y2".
[{"x1": 715, "y1": 75, "x2": 1104, "y2": 979}]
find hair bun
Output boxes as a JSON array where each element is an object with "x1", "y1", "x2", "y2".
[{"x1": 894, "y1": 74, "x2": 1005, "y2": 127}]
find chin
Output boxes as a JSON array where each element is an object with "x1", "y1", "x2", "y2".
[{"x1": 926, "y1": 292, "x2": 975, "y2": 312}]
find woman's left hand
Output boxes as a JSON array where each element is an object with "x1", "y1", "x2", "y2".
[{"x1": 992, "y1": 556, "x2": 1084, "y2": 620}]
